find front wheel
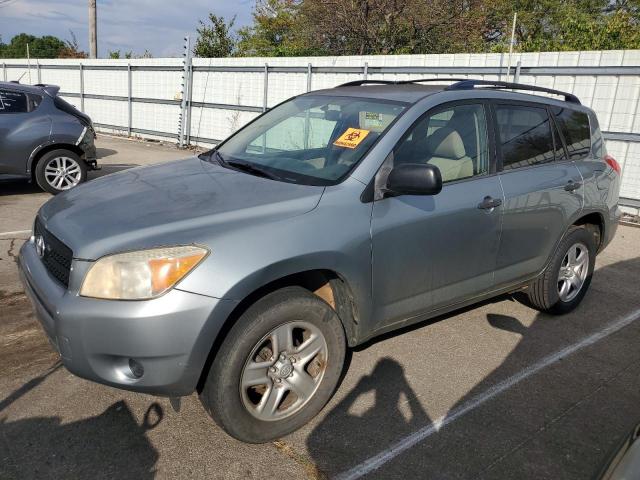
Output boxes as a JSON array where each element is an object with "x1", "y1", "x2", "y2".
[
  {"x1": 35, "y1": 149, "x2": 87, "y2": 195},
  {"x1": 200, "y1": 286, "x2": 346, "y2": 443},
  {"x1": 526, "y1": 225, "x2": 596, "y2": 314}
]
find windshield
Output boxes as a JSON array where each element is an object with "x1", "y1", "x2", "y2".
[{"x1": 211, "y1": 95, "x2": 407, "y2": 185}]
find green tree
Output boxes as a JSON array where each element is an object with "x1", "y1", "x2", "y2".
[
  {"x1": 237, "y1": 0, "x2": 313, "y2": 56},
  {"x1": 57, "y1": 31, "x2": 87, "y2": 58},
  {"x1": 0, "y1": 33, "x2": 65, "y2": 58},
  {"x1": 109, "y1": 50, "x2": 133, "y2": 59},
  {"x1": 296, "y1": 0, "x2": 487, "y2": 55},
  {"x1": 484, "y1": 0, "x2": 640, "y2": 51},
  {"x1": 194, "y1": 13, "x2": 237, "y2": 57}
]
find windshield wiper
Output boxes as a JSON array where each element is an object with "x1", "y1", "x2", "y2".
[{"x1": 226, "y1": 160, "x2": 279, "y2": 180}]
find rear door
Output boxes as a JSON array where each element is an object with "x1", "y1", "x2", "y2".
[
  {"x1": 370, "y1": 101, "x2": 504, "y2": 329},
  {"x1": 492, "y1": 101, "x2": 583, "y2": 288},
  {"x1": 0, "y1": 88, "x2": 49, "y2": 175}
]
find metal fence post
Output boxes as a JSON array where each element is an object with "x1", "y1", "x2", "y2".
[
  {"x1": 363, "y1": 62, "x2": 369, "y2": 80},
  {"x1": 178, "y1": 36, "x2": 192, "y2": 148},
  {"x1": 127, "y1": 63, "x2": 132, "y2": 136},
  {"x1": 36, "y1": 61, "x2": 41, "y2": 84},
  {"x1": 79, "y1": 63, "x2": 85, "y2": 112},
  {"x1": 514, "y1": 61, "x2": 521, "y2": 83},
  {"x1": 185, "y1": 63, "x2": 194, "y2": 146},
  {"x1": 263, "y1": 63, "x2": 269, "y2": 112},
  {"x1": 2, "y1": 63, "x2": 6, "y2": 82},
  {"x1": 306, "y1": 63, "x2": 312, "y2": 92}
]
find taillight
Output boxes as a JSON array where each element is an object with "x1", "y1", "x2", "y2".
[{"x1": 604, "y1": 154, "x2": 621, "y2": 174}]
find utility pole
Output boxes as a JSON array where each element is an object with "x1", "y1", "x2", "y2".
[
  {"x1": 506, "y1": 12, "x2": 517, "y2": 82},
  {"x1": 89, "y1": 0, "x2": 97, "y2": 58}
]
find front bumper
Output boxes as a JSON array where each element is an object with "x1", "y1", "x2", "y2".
[{"x1": 18, "y1": 239, "x2": 237, "y2": 396}]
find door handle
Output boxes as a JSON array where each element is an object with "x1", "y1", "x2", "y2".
[
  {"x1": 477, "y1": 196, "x2": 502, "y2": 210},
  {"x1": 564, "y1": 180, "x2": 582, "y2": 192}
]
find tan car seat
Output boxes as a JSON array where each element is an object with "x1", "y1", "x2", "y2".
[{"x1": 424, "y1": 127, "x2": 474, "y2": 182}]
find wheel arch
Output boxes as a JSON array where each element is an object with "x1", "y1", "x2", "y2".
[
  {"x1": 572, "y1": 210, "x2": 605, "y2": 252},
  {"x1": 195, "y1": 268, "x2": 360, "y2": 393},
  {"x1": 28, "y1": 143, "x2": 85, "y2": 180}
]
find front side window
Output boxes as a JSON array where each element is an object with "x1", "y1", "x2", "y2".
[
  {"x1": 553, "y1": 107, "x2": 591, "y2": 160},
  {"x1": 496, "y1": 105, "x2": 556, "y2": 170},
  {"x1": 392, "y1": 103, "x2": 490, "y2": 183},
  {"x1": 215, "y1": 95, "x2": 406, "y2": 185}
]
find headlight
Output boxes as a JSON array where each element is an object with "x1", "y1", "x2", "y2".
[{"x1": 80, "y1": 245, "x2": 208, "y2": 300}]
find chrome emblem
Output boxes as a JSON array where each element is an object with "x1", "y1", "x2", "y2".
[{"x1": 35, "y1": 235, "x2": 46, "y2": 257}]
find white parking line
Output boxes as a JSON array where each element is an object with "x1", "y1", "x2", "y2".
[
  {"x1": 335, "y1": 307, "x2": 640, "y2": 480},
  {"x1": 0, "y1": 229, "x2": 31, "y2": 238}
]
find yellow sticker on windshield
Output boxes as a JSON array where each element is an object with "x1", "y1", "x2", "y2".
[{"x1": 333, "y1": 128, "x2": 370, "y2": 149}]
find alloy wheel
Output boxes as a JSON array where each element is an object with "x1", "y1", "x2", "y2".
[
  {"x1": 44, "y1": 156, "x2": 82, "y2": 191},
  {"x1": 240, "y1": 321, "x2": 328, "y2": 422},
  {"x1": 557, "y1": 242, "x2": 589, "y2": 302}
]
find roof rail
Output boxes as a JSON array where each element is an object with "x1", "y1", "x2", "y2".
[
  {"x1": 445, "y1": 79, "x2": 581, "y2": 104},
  {"x1": 338, "y1": 78, "x2": 473, "y2": 87},
  {"x1": 338, "y1": 80, "x2": 398, "y2": 87}
]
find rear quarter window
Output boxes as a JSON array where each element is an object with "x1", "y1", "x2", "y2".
[
  {"x1": 0, "y1": 89, "x2": 42, "y2": 113},
  {"x1": 552, "y1": 107, "x2": 591, "y2": 160}
]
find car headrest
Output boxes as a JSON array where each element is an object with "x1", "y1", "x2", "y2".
[{"x1": 426, "y1": 127, "x2": 466, "y2": 159}]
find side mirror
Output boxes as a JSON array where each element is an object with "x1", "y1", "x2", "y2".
[{"x1": 386, "y1": 163, "x2": 443, "y2": 196}]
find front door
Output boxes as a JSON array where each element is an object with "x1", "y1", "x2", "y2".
[{"x1": 370, "y1": 102, "x2": 503, "y2": 330}]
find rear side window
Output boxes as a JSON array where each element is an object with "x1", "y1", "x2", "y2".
[
  {"x1": 0, "y1": 89, "x2": 28, "y2": 113},
  {"x1": 553, "y1": 107, "x2": 591, "y2": 160},
  {"x1": 495, "y1": 105, "x2": 556, "y2": 170},
  {"x1": 0, "y1": 89, "x2": 42, "y2": 114}
]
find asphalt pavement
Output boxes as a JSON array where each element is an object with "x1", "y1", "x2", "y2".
[{"x1": 1, "y1": 135, "x2": 639, "y2": 480}]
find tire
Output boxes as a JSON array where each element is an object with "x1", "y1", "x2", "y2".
[
  {"x1": 35, "y1": 149, "x2": 87, "y2": 195},
  {"x1": 200, "y1": 286, "x2": 346, "y2": 443},
  {"x1": 526, "y1": 225, "x2": 597, "y2": 315}
]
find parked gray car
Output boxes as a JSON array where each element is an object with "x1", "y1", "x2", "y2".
[
  {"x1": 19, "y1": 79, "x2": 622, "y2": 442},
  {"x1": 0, "y1": 81, "x2": 97, "y2": 194}
]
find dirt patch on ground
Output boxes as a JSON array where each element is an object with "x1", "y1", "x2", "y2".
[{"x1": 0, "y1": 294, "x2": 57, "y2": 378}]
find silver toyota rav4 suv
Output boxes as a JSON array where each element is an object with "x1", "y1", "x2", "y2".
[{"x1": 19, "y1": 79, "x2": 622, "y2": 443}]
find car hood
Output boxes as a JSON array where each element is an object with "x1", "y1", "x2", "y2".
[{"x1": 38, "y1": 156, "x2": 325, "y2": 259}]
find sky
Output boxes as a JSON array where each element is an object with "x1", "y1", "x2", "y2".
[{"x1": 0, "y1": 0, "x2": 254, "y2": 57}]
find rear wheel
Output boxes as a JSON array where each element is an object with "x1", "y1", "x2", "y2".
[
  {"x1": 35, "y1": 149, "x2": 87, "y2": 195},
  {"x1": 199, "y1": 286, "x2": 346, "y2": 443},
  {"x1": 526, "y1": 225, "x2": 596, "y2": 314}
]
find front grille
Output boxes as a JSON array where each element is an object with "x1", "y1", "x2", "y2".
[{"x1": 34, "y1": 217, "x2": 73, "y2": 287}]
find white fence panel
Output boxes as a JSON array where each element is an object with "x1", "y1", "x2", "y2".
[{"x1": 3, "y1": 50, "x2": 640, "y2": 210}]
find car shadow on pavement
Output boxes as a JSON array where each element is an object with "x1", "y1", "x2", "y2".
[
  {"x1": 95, "y1": 147, "x2": 118, "y2": 158},
  {"x1": 0, "y1": 362, "x2": 62, "y2": 414},
  {"x1": 306, "y1": 357, "x2": 431, "y2": 474},
  {"x1": 306, "y1": 256, "x2": 640, "y2": 479},
  {"x1": 0, "y1": 179, "x2": 43, "y2": 196},
  {"x1": 90, "y1": 163, "x2": 140, "y2": 180},
  {"x1": 0, "y1": 400, "x2": 162, "y2": 480}
]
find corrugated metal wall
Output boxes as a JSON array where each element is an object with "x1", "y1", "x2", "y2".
[{"x1": 3, "y1": 50, "x2": 640, "y2": 211}]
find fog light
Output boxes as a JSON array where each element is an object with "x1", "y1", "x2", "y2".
[{"x1": 128, "y1": 358, "x2": 144, "y2": 378}]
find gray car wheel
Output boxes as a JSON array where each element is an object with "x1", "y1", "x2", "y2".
[
  {"x1": 35, "y1": 149, "x2": 87, "y2": 195},
  {"x1": 525, "y1": 225, "x2": 597, "y2": 314},
  {"x1": 199, "y1": 286, "x2": 346, "y2": 443}
]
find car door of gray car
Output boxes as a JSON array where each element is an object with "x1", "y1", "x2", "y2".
[
  {"x1": 0, "y1": 88, "x2": 50, "y2": 175},
  {"x1": 370, "y1": 101, "x2": 504, "y2": 331},
  {"x1": 492, "y1": 101, "x2": 583, "y2": 289}
]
